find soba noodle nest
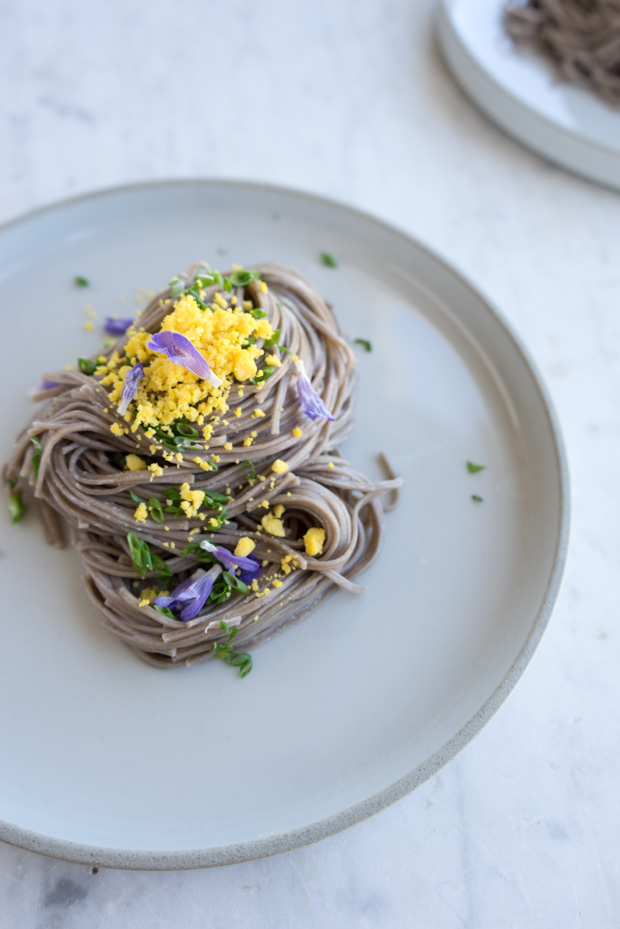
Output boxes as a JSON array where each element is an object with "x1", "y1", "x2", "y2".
[
  {"x1": 505, "y1": 0, "x2": 620, "y2": 108},
  {"x1": 6, "y1": 264, "x2": 402, "y2": 672}
]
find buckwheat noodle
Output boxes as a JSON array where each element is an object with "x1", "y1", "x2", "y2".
[
  {"x1": 505, "y1": 0, "x2": 620, "y2": 108},
  {"x1": 6, "y1": 264, "x2": 402, "y2": 670}
]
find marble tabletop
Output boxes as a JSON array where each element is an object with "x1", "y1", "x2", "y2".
[{"x1": 1, "y1": 0, "x2": 618, "y2": 926}]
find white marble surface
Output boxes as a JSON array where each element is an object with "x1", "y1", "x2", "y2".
[{"x1": 1, "y1": 0, "x2": 618, "y2": 926}]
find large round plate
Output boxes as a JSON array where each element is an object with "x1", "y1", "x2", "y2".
[
  {"x1": 0, "y1": 180, "x2": 569, "y2": 869},
  {"x1": 438, "y1": 0, "x2": 620, "y2": 191}
]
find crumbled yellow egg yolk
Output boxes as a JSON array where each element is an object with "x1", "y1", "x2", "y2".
[
  {"x1": 304, "y1": 527, "x2": 326, "y2": 556},
  {"x1": 271, "y1": 459, "x2": 288, "y2": 474},
  {"x1": 98, "y1": 292, "x2": 274, "y2": 430},
  {"x1": 234, "y1": 537, "x2": 256, "y2": 557},
  {"x1": 273, "y1": 504, "x2": 285, "y2": 518},
  {"x1": 292, "y1": 427, "x2": 303, "y2": 438},
  {"x1": 125, "y1": 454, "x2": 147, "y2": 471},
  {"x1": 179, "y1": 482, "x2": 205, "y2": 517},
  {"x1": 110, "y1": 422, "x2": 126, "y2": 437},
  {"x1": 261, "y1": 513, "x2": 286, "y2": 537},
  {"x1": 133, "y1": 502, "x2": 148, "y2": 523},
  {"x1": 140, "y1": 586, "x2": 159, "y2": 603}
]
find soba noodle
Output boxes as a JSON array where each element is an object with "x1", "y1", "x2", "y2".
[{"x1": 6, "y1": 264, "x2": 402, "y2": 673}]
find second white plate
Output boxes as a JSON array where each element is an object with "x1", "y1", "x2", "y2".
[{"x1": 438, "y1": 0, "x2": 620, "y2": 191}]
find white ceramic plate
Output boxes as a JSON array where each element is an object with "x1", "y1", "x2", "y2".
[
  {"x1": 0, "y1": 180, "x2": 568, "y2": 869},
  {"x1": 438, "y1": 0, "x2": 620, "y2": 191}
]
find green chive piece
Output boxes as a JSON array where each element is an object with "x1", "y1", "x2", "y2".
[
  {"x1": 242, "y1": 460, "x2": 256, "y2": 480},
  {"x1": 263, "y1": 329, "x2": 281, "y2": 348},
  {"x1": 251, "y1": 365, "x2": 275, "y2": 385},
  {"x1": 471, "y1": 495, "x2": 483, "y2": 503},
  {"x1": 8, "y1": 492, "x2": 25, "y2": 523},
  {"x1": 250, "y1": 307, "x2": 268, "y2": 320},
  {"x1": 319, "y1": 252, "x2": 337, "y2": 268},
  {"x1": 153, "y1": 604, "x2": 176, "y2": 620},
  {"x1": 148, "y1": 497, "x2": 164, "y2": 524},
  {"x1": 30, "y1": 437, "x2": 42, "y2": 477},
  {"x1": 212, "y1": 619, "x2": 253, "y2": 678},
  {"x1": 354, "y1": 339, "x2": 372, "y2": 352},
  {"x1": 228, "y1": 269, "x2": 261, "y2": 287},
  {"x1": 74, "y1": 276, "x2": 89, "y2": 287},
  {"x1": 78, "y1": 358, "x2": 97, "y2": 376},
  {"x1": 466, "y1": 461, "x2": 485, "y2": 474}
]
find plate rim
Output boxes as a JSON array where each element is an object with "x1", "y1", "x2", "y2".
[
  {"x1": 0, "y1": 177, "x2": 571, "y2": 870},
  {"x1": 436, "y1": 0, "x2": 620, "y2": 190}
]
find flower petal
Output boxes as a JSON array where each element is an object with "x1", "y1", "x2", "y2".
[
  {"x1": 153, "y1": 565, "x2": 222, "y2": 622},
  {"x1": 105, "y1": 317, "x2": 134, "y2": 336},
  {"x1": 200, "y1": 540, "x2": 261, "y2": 582},
  {"x1": 117, "y1": 362, "x2": 144, "y2": 415},
  {"x1": 294, "y1": 359, "x2": 334, "y2": 422},
  {"x1": 147, "y1": 331, "x2": 222, "y2": 388}
]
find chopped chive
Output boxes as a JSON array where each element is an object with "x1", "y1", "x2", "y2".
[
  {"x1": 74, "y1": 276, "x2": 89, "y2": 287},
  {"x1": 319, "y1": 252, "x2": 337, "y2": 268},
  {"x1": 354, "y1": 339, "x2": 372, "y2": 352},
  {"x1": 466, "y1": 461, "x2": 485, "y2": 474},
  {"x1": 212, "y1": 619, "x2": 253, "y2": 678},
  {"x1": 78, "y1": 358, "x2": 97, "y2": 376},
  {"x1": 250, "y1": 307, "x2": 268, "y2": 320},
  {"x1": 242, "y1": 460, "x2": 256, "y2": 480},
  {"x1": 228, "y1": 269, "x2": 261, "y2": 287},
  {"x1": 263, "y1": 329, "x2": 281, "y2": 348},
  {"x1": 8, "y1": 492, "x2": 25, "y2": 523},
  {"x1": 129, "y1": 490, "x2": 146, "y2": 505},
  {"x1": 169, "y1": 277, "x2": 185, "y2": 297},
  {"x1": 153, "y1": 604, "x2": 176, "y2": 620},
  {"x1": 30, "y1": 436, "x2": 42, "y2": 477},
  {"x1": 471, "y1": 495, "x2": 483, "y2": 503},
  {"x1": 251, "y1": 365, "x2": 275, "y2": 385},
  {"x1": 148, "y1": 497, "x2": 164, "y2": 524}
]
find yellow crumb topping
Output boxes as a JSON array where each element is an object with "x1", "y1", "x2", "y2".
[
  {"x1": 125, "y1": 454, "x2": 147, "y2": 471},
  {"x1": 272, "y1": 580, "x2": 283, "y2": 588},
  {"x1": 133, "y1": 502, "x2": 148, "y2": 523},
  {"x1": 234, "y1": 537, "x2": 256, "y2": 557},
  {"x1": 271, "y1": 459, "x2": 288, "y2": 474},
  {"x1": 273, "y1": 504, "x2": 285, "y2": 518},
  {"x1": 224, "y1": 442, "x2": 233, "y2": 451},
  {"x1": 110, "y1": 423, "x2": 126, "y2": 437},
  {"x1": 84, "y1": 321, "x2": 94, "y2": 331},
  {"x1": 265, "y1": 354, "x2": 281, "y2": 366},
  {"x1": 292, "y1": 427, "x2": 303, "y2": 438},
  {"x1": 261, "y1": 514, "x2": 286, "y2": 537},
  {"x1": 179, "y1": 482, "x2": 205, "y2": 518},
  {"x1": 100, "y1": 292, "x2": 274, "y2": 430},
  {"x1": 148, "y1": 463, "x2": 163, "y2": 476},
  {"x1": 304, "y1": 527, "x2": 326, "y2": 556}
]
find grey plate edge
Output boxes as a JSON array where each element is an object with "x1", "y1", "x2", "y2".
[{"x1": 0, "y1": 177, "x2": 571, "y2": 870}]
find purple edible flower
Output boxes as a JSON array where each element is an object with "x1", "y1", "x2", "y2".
[
  {"x1": 146, "y1": 331, "x2": 222, "y2": 388},
  {"x1": 153, "y1": 565, "x2": 222, "y2": 622},
  {"x1": 200, "y1": 540, "x2": 261, "y2": 583},
  {"x1": 117, "y1": 362, "x2": 144, "y2": 415},
  {"x1": 104, "y1": 317, "x2": 134, "y2": 336},
  {"x1": 39, "y1": 379, "x2": 59, "y2": 390},
  {"x1": 294, "y1": 359, "x2": 334, "y2": 422}
]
